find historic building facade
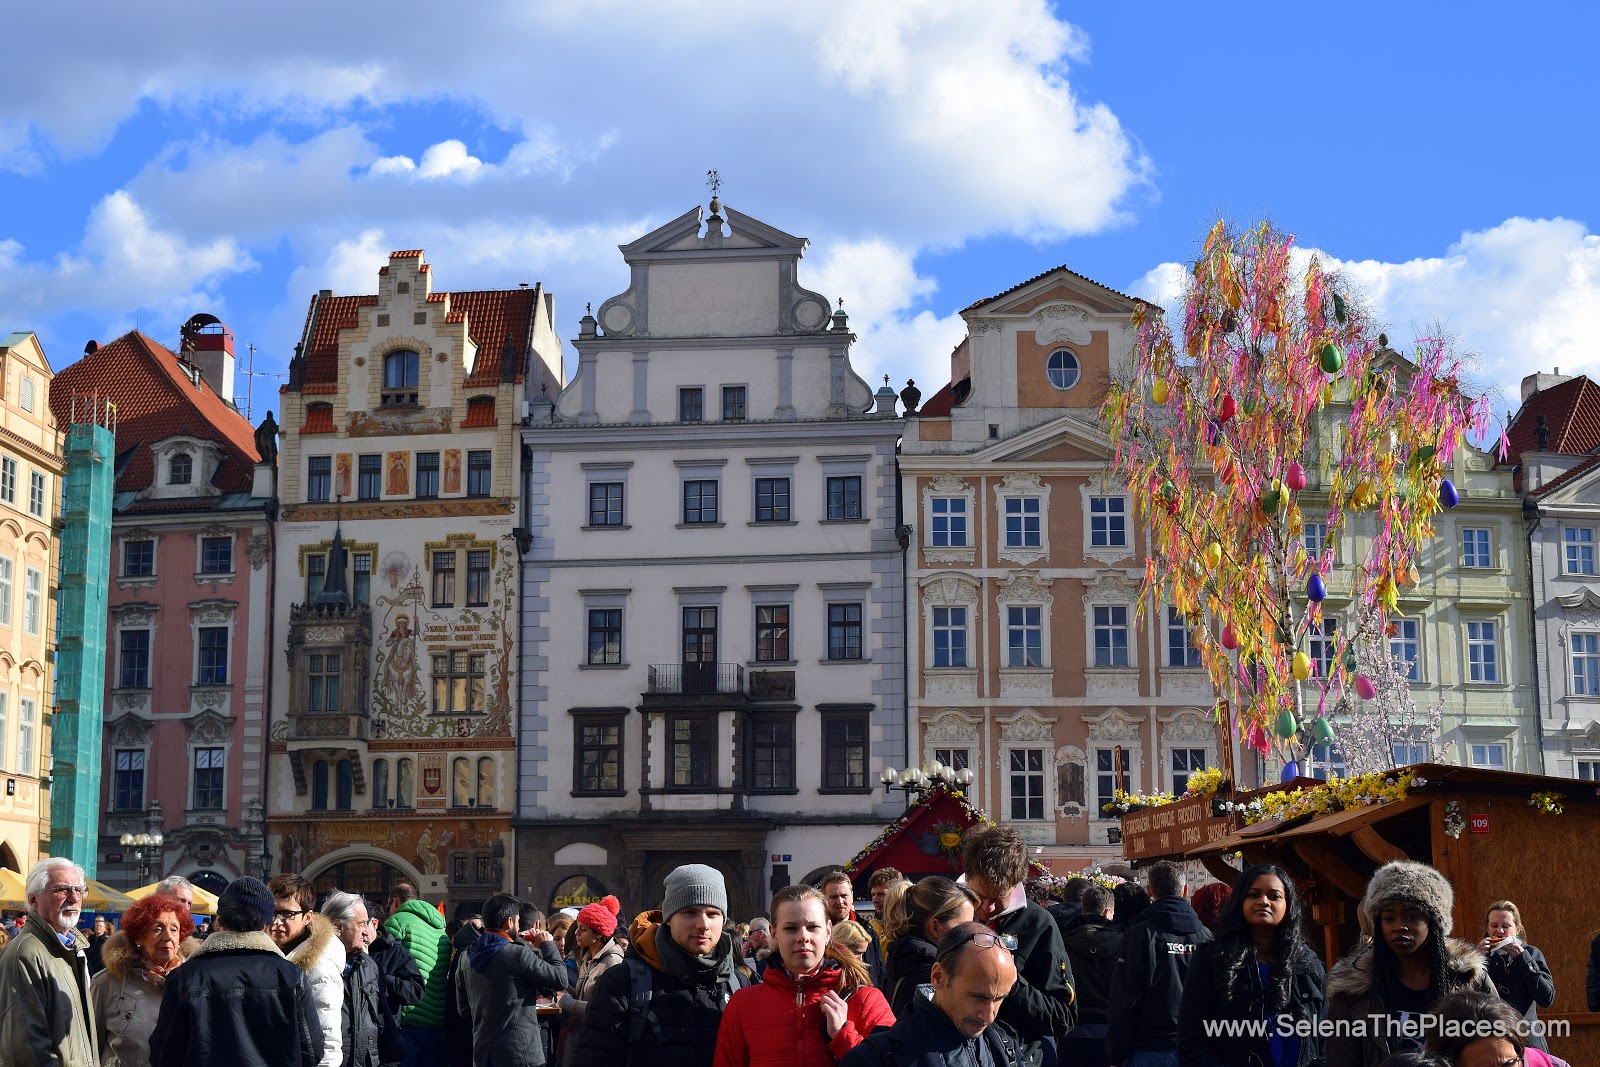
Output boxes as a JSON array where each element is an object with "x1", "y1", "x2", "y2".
[
  {"x1": 517, "y1": 201, "x2": 905, "y2": 919},
  {"x1": 50, "y1": 321, "x2": 275, "y2": 890},
  {"x1": 270, "y1": 252, "x2": 560, "y2": 913},
  {"x1": 0, "y1": 332, "x2": 63, "y2": 876}
]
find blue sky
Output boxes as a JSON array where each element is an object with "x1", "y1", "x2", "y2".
[{"x1": 1, "y1": 1, "x2": 1595, "y2": 424}]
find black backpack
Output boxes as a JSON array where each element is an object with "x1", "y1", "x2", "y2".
[{"x1": 623, "y1": 957, "x2": 746, "y2": 1057}]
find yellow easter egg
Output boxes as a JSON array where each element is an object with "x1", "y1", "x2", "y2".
[
  {"x1": 1291, "y1": 651, "x2": 1312, "y2": 681},
  {"x1": 1152, "y1": 379, "x2": 1170, "y2": 405}
]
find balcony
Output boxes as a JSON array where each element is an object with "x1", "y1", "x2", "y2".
[
  {"x1": 646, "y1": 663, "x2": 745, "y2": 695},
  {"x1": 286, "y1": 712, "x2": 369, "y2": 743}
]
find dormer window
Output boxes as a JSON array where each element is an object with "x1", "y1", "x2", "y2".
[
  {"x1": 169, "y1": 453, "x2": 193, "y2": 485},
  {"x1": 383, "y1": 350, "x2": 420, "y2": 407}
]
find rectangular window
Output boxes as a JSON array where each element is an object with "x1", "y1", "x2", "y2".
[
  {"x1": 827, "y1": 603, "x2": 863, "y2": 661},
  {"x1": 0, "y1": 694, "x2": 7, "y2": 770},
  {"x1": 358, "y1": 454, "x2": 382, "y2": 500},
  {"x1": 935, "y1": 748, "x2": 970, "y2": 772},
  {"x1": 1166, "y1": 607, "x2": 1201, "y2": 667},
  {"x1": 683, "y1": 480, "x2": 719, "y2": 524},
  {"x1": 1574, "y1": 634, "x2": 1600, "y2": 696},
  {"x1": 587, "y1": 609, "x2": 622, "y2": 666},
  {"x1": 1392, "y1": 742, "x2": 1429, "y2": 765},
  {"x1": 1094, "y1": 605, "x2": 1129, "y2": 668},
  {"x1": 755, "y1": 606, "x2": 790, "y2": 662},
  {"x1": 1172, "y1": 748, "x2": 1207, "y2": 794},
  {"x1": 119, "y1": 629, "x2": 151, "y2": 689},
  {"x1": 1566, "y1": 528, "x2": 1596, "y2": 575},
  {"x1": 19, "y1": 377, "x2": 34, "y2": 412},
  {"x1": 754, "y1": 477, "x2": 791, "y2": 523},
  {"x1": 1308, "y1": 743, "x2": 1346, "y2": 782},
  {"x1": 113, "y1": 749, "x2": 145, "y2": 811},
  {"x1": 669, "y1": 715, "x2": 715, "y2": 788},
  {"x1": 22, "y1": 568, "x2": 40, "y2": 637},
  {"x1": 123, "y1": 540, "x2": 154, "y2": 578},
  {"x1": 466, "y1": 451, "x2": 492, "y2": 497},
  {"x1": 1096, "y1": 748, "x2": 1129, "y2": 820},
  {"x1": 932, "y1": 606, "x2": 968, "y2": 668},
  {"x1": 27, "y1": 472, "x2": 45, "y2": 518},
  {"x1": 931, "y1": 497, "x2": 967, "y2": 547},
  {"x1": 307, "y1": 456, "x2": 331, "y2": 502},
  {"x1": 431, "y1": 651, "x2": 486, "y2": 714},
  {"x1": 1390, "y1": 618, "x2": 1420, "y2": 682},
  {"x1": 416, "y1": 452, "x2": 440, "y2": 498},
  {"x1": 1089, "y1": 496, "x2": 1126, "y2": 548},
  {"x1": 465, "y1": 550, "x2": 491, "y2": 607},
  {"x1": 679, "y1": 388, "x2": 704, "y2": 423},
  {"x1": 827, "y1": 476, "x2": 862, "y2": 520},
  {"x1": 0, "y1": 557, "x2": 14, "y2": 626},
  {"x1": 576, "y1": 719, "x2": 623, "y2": 793},
  {"x1": 0, "y1": 458, "x2": 13, "y2": 505},
  {"x1": 198, "y1": 627, "x2": 229, "y2": 685},
  {"x1": 306, "y1": 554, "x2": 326, "y2": 602},
  {"x1": 1303, "y1": 522, "x2": 1328, "y2": 560},
  {"x1": 1007, "y1": 605, "x2": 1043, "y2": 668},
  {"x1": 1004, "y1": 497, "x2": 1041, "y2": 548},
  {"x1": 721, "y1": 386, "x2": 746, "y2": 421},
  {"x1": 17, "y1": 698, "x2": 34, "y2": 775},
  {"x1": 1309, "y1": 617, "x2": 1338, "y2": 678},
  {"x1": 588, "y1": 483, "x2": 624, "y2": 526},
  {"x1": 1470, "y1": 743, "x2": 1507, "y2": 770},
  {"x1": 749, "y1": 718, "x2": 794, "y2": 791},
  {"x1": 353, "y1": 553, "x2": 371, "y2": 604},
  {"x1": 431, "y1": 552, "x2": 456, "y2": 607},
  {"x1": 200, "y1": 537, "x2": 233, "y2": 574},
  {"x1": 307, "y1": 653, "x2": 341, "y2": 712},
  {"x1": 1467, "y1": 620, "x2": 1499, "y2": 683},
  {"x1": 822, "y1": 714, "x2": 868, "y2": 791},
  {"x1": 192, "y1": 747, "x2": 225, "y2": 810},
  {"x1": 1462, "y1": 527, "x2": 1492, "y2": 569},
  {"x1": 1009, "y1": 748, "x2": 1045, "y2": 820},
  {"x1": 1578, "y1": 760, "x2": 1600, "y2": 781}
]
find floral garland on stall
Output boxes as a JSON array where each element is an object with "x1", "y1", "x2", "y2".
[
  {"x1": 1216, "y1": 768, "x2": 1425, "y2": 825},
  {"x1": 841, "y1": 784, "x2": 995, "y2": 875}
]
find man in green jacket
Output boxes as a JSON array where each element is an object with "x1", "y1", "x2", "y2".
[
  {"x1": 382, "y1": 882, "x2": 450, "y2": 1067},
  {"x1": 0, "y1": 856, "x2": 98, "y2": 1067}
]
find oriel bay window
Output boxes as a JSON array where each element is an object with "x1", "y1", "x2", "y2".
[
  {"x1": 432, "y1": 651, "x2": 485, "y2": 715},
  {"x1": 572, "y1": 711, "x2": 625, "y2": 795},
  {"x1": 307, "y1": 653, "x2": 341, "y2": 712},
  {"x1": 668, "y1": 714, "x2": 716, "y2": 788}
]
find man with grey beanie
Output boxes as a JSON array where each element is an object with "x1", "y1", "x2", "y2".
[{"x1": 569, "y1": 864, "x2": 746, "y2": 1067}]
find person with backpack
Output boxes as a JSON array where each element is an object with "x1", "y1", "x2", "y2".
[
  {"x1": 569, "y1": 865, "x2": 745, "y2": 1067},
  {"x1": 1106, "y1": 861, "x2": 1211, "y2": 1067},
  {"x1": 712, "y1": 885, "x2": 894, "y2": 1067}
]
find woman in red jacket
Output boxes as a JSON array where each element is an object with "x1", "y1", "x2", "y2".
[{"x1": 713, "y1": 884, "x2": 895, "y2": 1067}]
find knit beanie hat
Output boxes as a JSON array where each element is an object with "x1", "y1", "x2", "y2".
[
  {"x1": 1359, "y1": 860, "x2": 1454, "y2": 936},
  {"x1": 577, "y1": 901, "x2": 618, "y2": 938},
  {"x1": 662, "y1": 863, "x2": 728, "y2": 919},
  {"x1": 219, "y1": 876, "x2": 276, "y2": 929},
  {"x1": 600, "y1": 895, "x2": 621, "y2": 916}
]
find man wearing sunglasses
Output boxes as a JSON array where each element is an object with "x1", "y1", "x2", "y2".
[{"x1": 0, "y1": 856, "x2": 97, "y2": 1066}]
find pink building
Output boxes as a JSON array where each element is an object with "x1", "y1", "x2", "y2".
[{"x1": 51, "y1": 318, "x2": 277, "y2": 892}]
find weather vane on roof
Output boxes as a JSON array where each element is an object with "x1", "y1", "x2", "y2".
[{"x1": 706, "y1": 169, "x2": 722, "y2": 198}]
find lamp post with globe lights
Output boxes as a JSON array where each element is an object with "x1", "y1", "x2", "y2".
[
  {"x1": 119, "y1": 831, "x2": 164, "y2": 884},
  {"x1": 879, "y1": 760, "x2": 973, "y2": 807}
]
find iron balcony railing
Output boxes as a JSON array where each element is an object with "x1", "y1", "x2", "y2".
[{"x1": 646, "y1": 663, "x2": 745, "y2": 695}]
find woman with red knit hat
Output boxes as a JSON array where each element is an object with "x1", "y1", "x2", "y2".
[{"x1": 559, "y1": 896, "x2": 625, "y2": 1067}]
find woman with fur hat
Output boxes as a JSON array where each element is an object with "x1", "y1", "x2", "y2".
[
  {"x1": 570, "y1": 865, "x2": 747, "y2": 1067},
  {"x1": 1326, "y1": 861, "x2": 1495, "y2": 1067},
  {"x1": 90, "y1": 892, "x2": 196, "y2": 1067},
  {"x1": 1476, "y1": 900, "x2": 1555, "y2": 1054},
  {"x1": 558, "y1": 896, "x2": 625, "y2": 1067}
]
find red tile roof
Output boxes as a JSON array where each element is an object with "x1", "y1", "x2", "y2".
[
  {"x1": 918, "y1": 379, "x2": 960, "y2": 418},
  {"x1": 1505, "y1": 376, "x2": 1600, "y2": 467},
  {"x1": 389, "y1": 250, "x2": 423, "y2": 258},
  {"x1": 961, "y1": 264, "x2": 1151, "y2": 314},
  {"x1": 301, "y1": 404, "x2": 335, "y2": 434},
  {"x1": 302, "y1": 295, "x2": 379, "y2": 389},
  {"x1": 49, "y1": 331, "x2": 260, "y2": 495},
  {"x1": 462, "y1": 397, "x2": 497, "y2": 428}
]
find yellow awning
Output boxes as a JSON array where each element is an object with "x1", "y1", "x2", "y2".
[
  {"x1": 0, "y1": 868, "x2": 27, "y2": 910},
  {"x1": 125, "y1": 881, "x2": 220, "y2": 914}
]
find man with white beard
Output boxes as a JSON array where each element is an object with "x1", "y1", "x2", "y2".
[{"x1": 0, "y1": 856, "x2": 98, "y2": 1065}]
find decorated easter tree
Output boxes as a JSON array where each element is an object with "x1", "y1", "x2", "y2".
[{"x1": 1101, "y1": 221, "x2": 1492, "y2": 781}]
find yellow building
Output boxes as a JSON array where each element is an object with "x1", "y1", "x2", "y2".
[{"x1": 0, "y1": 333, "x2": 64, "y2": 874}]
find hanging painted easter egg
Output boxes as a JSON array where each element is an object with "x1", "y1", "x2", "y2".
[
  {"x1": 1275, "y1": 709, "x2": 1298, "y2": 740},
  {"x1": 1306, "y1": 574, "x2": 1326, "y2": 602},
  {"x1": 1286, "y1": 460, "x2": 1306, "y2": 492},
  {"x1": 1242, "y1": 395, "x2": 1257, "y2": 416},
  {"x1": 1352, "y1": 479, "x2": 1375, "y2": 509},
  {"x1": 1312, "y1": 716, "x2": 1335, "y2": 744},
  {"x1": 1413, "y1": 444, "x2": 1437, "y2": 466},
  {"x1": 1320, "y1": 342, "x2": 1345, "y2": 374},
  {"x1": 1440, "y1": 479, "x2": 1460, "y2": 508},
  {"x1": 1291, "y1": 651, "x2": 1311, "y2": 681},
  {"x1": 1344, "y1": 650, "x2": 1359, "y2": 673},
  {"x1": 1221, "y1": 624, "x2": 1239, "y2": 651},
  {"x1": 1161, "y1": 480, "x2": 1177, "y2": 501},
  {"x1": 1333, "y1": 293, "x2": 1348, "y2": 324},
  {"x1": 1152, "y1": 379, "x2": 1170, "y2": 404},
  {"x1": 1206, "y1": 421, "x2": 1222, "y2": 446},
  {"x1": 1217, "y1": 394, "x2": 1236, "y2": 423},
  {"x1": 1205, "y1": 542, "x2": 1222, "y2": 570},
  {"x1": 1261, "y1": 486, "x2": 1281, "y2": 516},
  {"x1": 1280, "y1": 761, "x2": 1301, "y2": 783},
  {"x1": 1355, "y1": 675, "x2": 1377, "y2": 700}
]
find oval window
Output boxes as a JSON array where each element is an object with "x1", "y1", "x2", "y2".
[{"x1": 1046, "y1": 349, "x2": 1080, "y2": 390}]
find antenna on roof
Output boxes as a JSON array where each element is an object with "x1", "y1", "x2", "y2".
[{"x1": 235, "y1": 341, "x2": 286, "y2": 421}]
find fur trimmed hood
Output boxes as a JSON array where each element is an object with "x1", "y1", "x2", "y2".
[
  {"x1": 1326, "y1": 936, "x2": 1485, "y2": 1000},
  {"x1": 100, "y1": 929, "x2": 202, "y2": 979},
  {"x1": 191, "y1": 928, "x2": 283, "y2": 957},
  {"x1": 284, "y1": 913, "x2": 340, "y2": 974},
  {"x1": 1359, "y1": 861, "x2": 1455, "y2": 935}
]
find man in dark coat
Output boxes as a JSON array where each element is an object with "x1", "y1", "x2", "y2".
[
  {"x1": 1058, "y1": 885, "x2": 1122, "y2": 1067},
  {"x1": 1047, "y1": 878, "x2": 1089, "y2": 943},
  {"x1": 1106, "y1": 861, "x2": 1211, "y2": 1067},
  {"x1": 962, "y1": 825, "x2": 1075, "y2": 1067},
  {"x1": 150, "y1": 875, "x2": 323, "y2": 1067},
  {"x1": 455, "y1": 893, "x2": 568, "y2": 1067},
  {"x1": 363, "y1": 901, "x2": 424, "y2": 1067}
]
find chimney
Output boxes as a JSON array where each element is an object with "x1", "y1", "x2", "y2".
[{"x1": 181, "y1": 314, "x2": 236, "y2": 402}]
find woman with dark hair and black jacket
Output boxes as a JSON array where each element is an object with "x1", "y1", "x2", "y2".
[
  {"x1": 1176, "y1": 864, "x2": 1325, "y2": 1067},
  {"x1": 879, "y1": 876, "x2": 976, "y2": 1018}
]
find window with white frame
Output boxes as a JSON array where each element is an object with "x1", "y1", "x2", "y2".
[
  {"x1": 1303, "y1": 522, "x2": 1328, "y2": 560},
  {"x1": 1307, "y1": 743, "x2": 1346, "y2": 781},
  {"x1": 113, "y1": 748, "x2": 144, "y2": 810},
  {"x1": 23, "y1": 567, "x2": 40, "y2": 636},
  {"x1": 28, "y1": 472, "x2": 45, "y2": 518},
  {"x1": 1575, "y1": 633, "x2": 1600, "y2": 696},
  {"x1": 995, "y1": 475, "x2": 1049, "y2": 563},
  {"x1": 1006, "y1": 605, "x2": 1043, "y2": 668},
  {"x1": 17, "y1": 697, "x2": 34, "y2": 775},
  {"x1": 932, "y1": 606, "x2": 968, "y2": 668},
  {"x1": 0, "y1": 694, "x2": 7, "y2": 771},
  {"x1": 931, "y1": 496, "x2": 968, "y2": 547},
  {"x1": 1470, "y1": 743, "x2": 1507, "y2": 769},
  {"x1": 198, "y1": 627, "x2": 229, "y2": 684},
  {"x1": 1003, "y1": 496, "x2": 1041, "y2": 549},
  {"x1": 1089, "y1": 496, "x2": 1127, "y2": 548},
  {"x1": 1461, "y1": 527, "x2": 1492, "y2": 569},
  {"x1": 1566, "y1": 528, "x2": 1597, "y2": 575},
  {"x1": 1166, "y1": 607, "x2": 1201, "y2": 667},
  {"x1": 0, "y1": 458, "x2": 14, "y2": 506},
  {"x1": 1009, "y1": 749, "x2": 1046, "y2": 820},
  {"x1": 123, "y1": 540, "x2": 154, "y2": 578},
  {"x1": 1093, "y1": 605, "x2": 1129, "y2": 667},
  {"x1": 678, "y1": 387, "x2": 704, "y2": 422},
  {"x1": 18, "y1": 377, "x2": 33, "y2": 413},
  {"x1": 1095, "y1": 748, "x2": 1129, "y2": 819},
  {"x1": 1309, "y1": 617, "x2": 1338, "y2": 678},
  {"x1": 1172, "y1": 748, "x2": 1207, "y2": 794},
  {"x1": 1392, "y1": 742, "x2": 1429, "y2": 766},
  {"x1": 1579, "y1": 760, "x2": 1600, "y2": 781},
  {"x1": 1045, "y1": 349, "x2": 1081, "y2": 390},
  {"x1": 1390, "y1": 618, "x2": 1420, "y2": 682},
  {"x1": 934, "y1": 748, "x2": 970, "y2": 772},
  {"x1": 1467, "y1": 620, "x2": 1500, "y2": 683},
  {"x1": 0, "y1": 557, "x2": 12, "y2": 626},
  {"x1": 192, "y1": 747, "x2": 225, "y2": 809}
]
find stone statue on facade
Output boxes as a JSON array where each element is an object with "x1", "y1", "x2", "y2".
[{"x1": 255, "y1": 411, "x2": 279, "y2": 466}]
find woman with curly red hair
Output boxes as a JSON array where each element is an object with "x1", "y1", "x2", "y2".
[{"x1": 90, "y1": 892, "x2": 195, "y2": 1067}]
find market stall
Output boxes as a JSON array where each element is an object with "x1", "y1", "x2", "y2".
[{"x1": 842, "y1": 782, "x2": 1048, "y2": 896}]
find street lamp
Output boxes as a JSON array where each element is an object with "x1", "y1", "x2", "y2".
[
  {"x1": 119, "y1": 831, "x2": 164, "y2": 884},
  {"x1": 880, "y1": 762, "x2": 974, "y2": 805}
]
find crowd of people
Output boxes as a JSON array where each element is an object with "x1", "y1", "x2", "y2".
[{"x1": 0, "y1": 831, "x2": 1594, "y2": 1067}]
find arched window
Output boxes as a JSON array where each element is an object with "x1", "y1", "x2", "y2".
[
  {"x1": 382, "y1": 350, "x2": 420, "y2": 406},
  {"x1": 451, "y1": 757, "x2": 470, "y2": 807},
  {"x1": 477, "y1": 757, "x2": 496, "y2": 809},
  {"x1": 371, "y1": 758, "x2": 389, "y2": 809},
  {"x1": 311, "y1": 760, "x2": 329, "y2": 810},
  {"x1": 336, "y1": 759, "x2": 354, "y2": 810},
  {"x1": 170, "y1": 453, "x2": 193, "y2": 485},
  {"x1": 1045, "y1": 349, "x2": 1080, "y2": 390},
  {"x1": 396, "y1": 758, "x2": 414, "y2": 808}
]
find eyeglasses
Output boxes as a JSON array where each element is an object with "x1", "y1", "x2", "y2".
[
  {"x1": 270, "y1": 909, "x2": 309, "y2": 924},
  {"x1": 965, "y1": 932, "x2": 1018, "y2": 952},
  {"x1": 45, "y1": 885, "x2": 88, "y2": 898}
]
